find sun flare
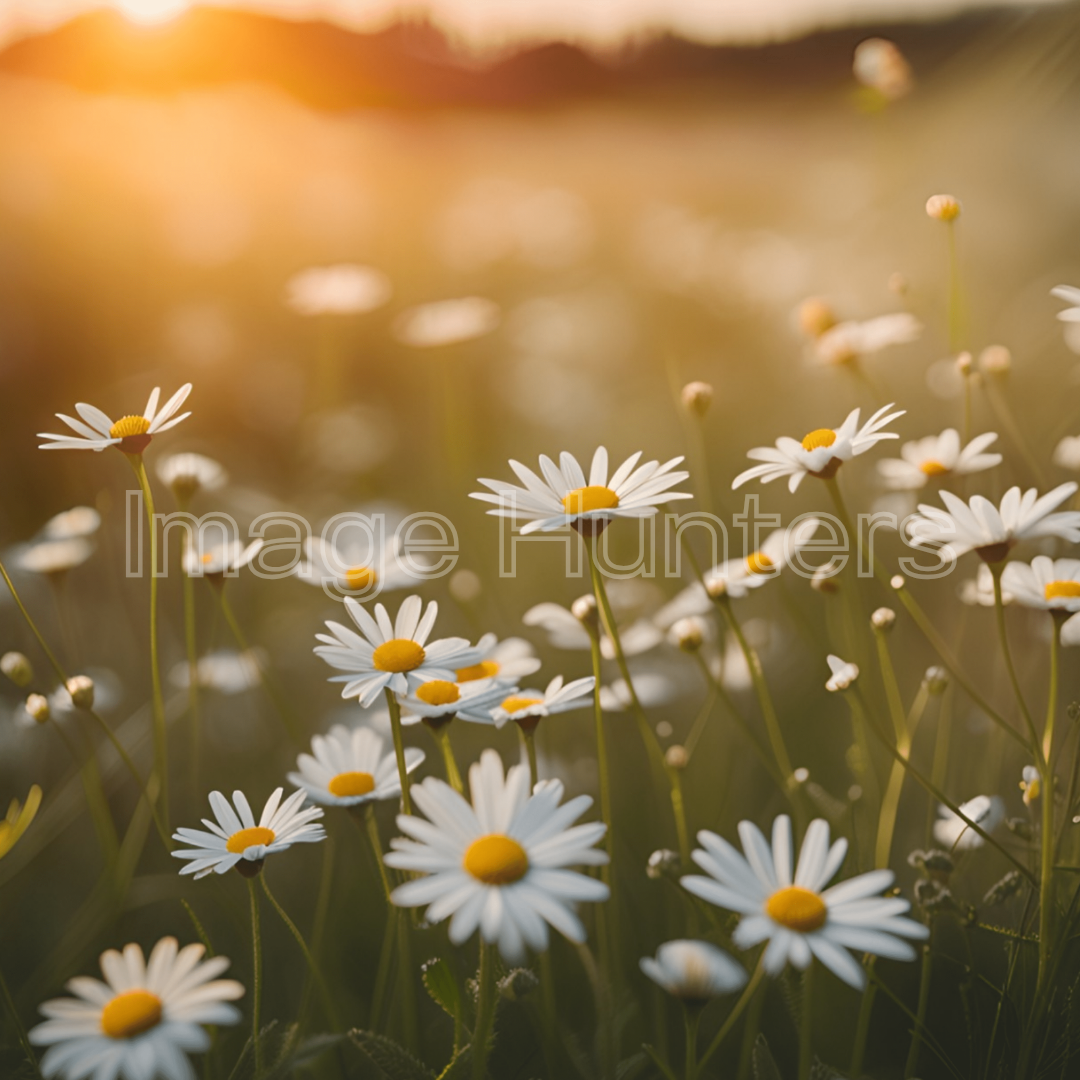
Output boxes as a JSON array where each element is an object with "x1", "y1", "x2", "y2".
[{"x1": 112, "y1": 0, "x2": 190, "y2": 25}]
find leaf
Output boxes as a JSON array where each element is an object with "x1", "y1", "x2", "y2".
[
  {"x1": 349, "y1": 1029, "x2": 434, "y2": 1080},
  {"x1": 752, "y1": 1035, "x2": 782, "y2": 1080},
  {"x1": 262, "y1": 1030, "x2": 349, "y2": 1079},
  {"x1": 422, "y1": 957, "x2": 462, "y2": 1021},
  {"x1": 435, "y1": 1045, "x2": 472, "y2": 1080}
]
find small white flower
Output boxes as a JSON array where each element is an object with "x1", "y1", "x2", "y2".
[
  {"x1": 473, "y1": 446, "x2": 691, "y2": 535},
  {"x1": 285, "y1": 264, "x2": 392, "y2": 316},
  {"x1": 813, "y1": 313, "x2": 921, "y2": 366},
  {"x1": 877, "y1": 429, "x2": 1001, "y2": 490},
  {"x1": 1051, "y1": 284, "x2": 1080, "y2": 322},
  {"x1": 733, "y1": 404, "x2": 905, "y2": 493},
  {"x1": 1001, "y1": 556, "x2": 1080, "y2": 612},
  {"x1": 17, "y1": 538, "x2": 94, "y2": 575},
  {"x1": 681, "y1": 815, "x2": 927, "y2": 989},
  {"x1": 314, "y1": 595, "x2": 477, "y2": 707},
  {"x1": 156, "y1": 453, "x2": 227, "y2": 501},
  {"x1": 522, "y1": 601, "x2": 662, "y2": 660},
  {"x1": 169, "y1": 649, "x2": 262, "y2": 694},
  {"x1": 455, "y1": 634, "x2": 541, "y2": 685},
  {"x1": 958, "y1": 564, "x2": 1010, "y2": 607},
  {"x1": 296, "y1": 532, "x2": 423, "y2": 597},
  {"x1": 42, "y1": 507, "x2": 101, "y2": 541},
  {"x1": 640, "y1": 940, "x2": 748, "y2": 1002},
  {"x1": 385, "y1": 749, "x2": 608, "y2": 961},
  {"x1": 182, "y1": 537, "x2": 263, "y2": 577},
  {"x1": 1053, "y1": 434, "x2": 1080, "y2": 472},
  {"x1": 906, "y1": 484, "x2": 1080, "y2": 563},
  {"x1": 852, "y1": 38, "x2": 913, "y2": 100},
  {"x1": 1064, "y1": 612, "x2": 1080, "y2": 647},
  {"x1": 39, "y1": 384, "x2": 192, "y2": 453},
  {"x1": 933, "y1": 795, "x2": 1004, "y2": 852},
  {"x1": 29, "y1": 937, "x2": 243, "y2": 1080},
  {"x1": 1020, "y1": 766, "x2": 1041, "y2": 807},
  {"x1": 289, "y1": 725, "x2": 424, "y2": 807},
  {"x1": 825, "y1": 655, "x2": 859, "y2": 692},
  {"x1": 459, "y1": 675, "x2": 596, "y2": 729},
  {"x1": 393, "y1": 296, "x2": 500, "y2": 347},
  {"x1": 172, "y1": 788, "x2": 325, "y2": 878},
  {"x1": 599, "y1": 673, "x2": 675, "y2": 713},
  {"x1": 398, "y1": 677, "x2": 514, "y2": 723}
]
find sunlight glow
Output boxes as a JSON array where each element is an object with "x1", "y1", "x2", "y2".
[{"x1": 112, "y1": 0, "x2": 190, "y2": 25}]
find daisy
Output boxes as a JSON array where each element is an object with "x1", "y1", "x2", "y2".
[
  {"x1": 640, "y1": 940, "x2": 748, "y2": 1003},
  {"x1": 1001, "y1": 556, "x2": 1080, "y2": 613},
  {"x1": 289, "y1": 725, "x2": 424, "y2": 808},
  {"x1": 813, "y1": 313, "x2": 921, "y2": 366},
  {"x1": 455, "y1": 634, "x2": 541, "y2": 685},
  {"x1": 0, "y1": 784, "x2": 42, "y2": 860},
  {"x1": 171, "y1": 788, "x2": 325, "y2": 878},
  {"x1": 39, "y1": 384, "x2": 192, "y2": 454},
  {"x1": 1052, "y1": 284, "x2": 1080, "y2": 322},
  {"x1": 42, "y1": 507, "x2": 101, "y2": 541},
  {"x1": 295, "y1": 531, "x2": 422, "y2": 597},
  {"x1": 397, "y1": 677, "x2": 516, "y2": 724},
  {"x1": 169, "y1": 649, "x2": 262, "y2": 694},
  {"x1": 825, "y1": 655, "x2": 859, "y2": 692},
  {"x1": 285, "y1": 264, "x2": 391, "y2": 316},
  {"x1": 906, "y1": 483, "x2": 1080, "y2": 563},
  {"x1": 733, "y1": 404, "x2": 905, "y2": 493},
  {"x1": 472, "y1": 447, "x2": 691, "y2": 535},
  {"x1": 182, "y1": 537, "x2": 263, "y2": 578},
  {"x1": 1053, "y1": 435, "x2": 1080, "y2": 472},
  {"x1": 393, "y1": 296, "x2": 500, "y2": 348},
  {"x1": 1064, "y1": 613, "x2": 1080, "y2": 647},
  {"x1": 17, "y1": 538, "x2": 94, "y2": 575},
  {"x1": 1020, "y1": 766, "x2": 1041, "y2": 807},
  {"x1": 459, "y1": 675, "x2": 596, "y2": 730},
  {"x1": 314, "y1": 595, "x2": 477, "y2": 707},
  {"x1": 599, "y1": 672, "x2": 676, "y2": 712},
  {"x1": 156, "y1": 453, "x2": 227, "y2": 503},
  {"x1": 681, "y1": 815, "x2": 928, "y2": 989},
  {"x1": 384, "y1": 749, "x2": 608, "y2": 961},
  {"x1": 522, "y1": 601, "x2": 663, "y2": 659},
  {"x1": 958, "y1": 564, "x2": 1011, "y2": 607},
  {"x1": 933, "y1": 795, "x2": 1004, "y2": 852},
  {"x1": 876, "y1": 429, "x2": 1001, "y2": 490},
  {"x1": 29, "y1": 937, "x2": 243, "y2": 1080}
]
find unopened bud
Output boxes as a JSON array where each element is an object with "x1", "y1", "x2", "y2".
[
  {"x1": 871, "y1": 607, "x2": 896, "y2": 631},
  {"x1": 914, "y1": 877, "x2": 954, "y2": 912},
  {"x1": 671, "y1": 617, "x2": 705, "y2": 652},
  {"x1": 1, "y1": 651, "x2": 33, "y2": 688},
  {"x1": 25, "y1": 693, "x2": 50, "y2": 724},
  {"x1": 924, "y1": 666, "x2": 949, "y2": 695},
  {"x1": 797, "y1": 298, "x2": 836, "y2": 338},
  {"x1": 498, "y1": 967, "x2": 540, "y2": 1002},
  {"x1": 705, "y1": 575, "x2": 728, "y2": 601},
  {"x1": 646, "y1": 849, "x2": 681, "y2": 880},
  {"x1": 665, "y1": 744, "x2": 689, "y2": 770},
  {"x1": 570, "y1": 594, "x2": 599, "y2": 628},
  {"x1": 955, "y1": 351, "x2": 974, "y2": 376},
  {"x1": 926, "y1": 194, "x2": 961, "y2": 222},
  {"x1": 983, "y1": 870, "x2": 1023, "y2": 907},
  {"x1": 979, "y1": 344, "x2": 1011, "y2": 375},
  {"x1": 448, "y1": 569, "x2": 482, "y2": 604},
  {"x1": 66, "y1": 675, "x2": 95, "y2": 710},
  {"x1": 793, "y1": 767, "x2": 810, "y2": 784},
  {"x1": 681, "y1": 381, "x2": 714, "y2": 417},
  {"x1": 908, "y1": 848, "x2": 955, "y2": 877},
  {"x1": 890, "y1": 574, "x2": 906, "y2": 591},
  {"x1": 811, "y1": 567, "x2": 841, "y2": 594}
]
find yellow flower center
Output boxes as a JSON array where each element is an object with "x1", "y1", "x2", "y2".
[
  {"x1": 801, "y1": 429, "x2": 837, "y2": 452},
  {"x1": 416, "y1": 680, "x2": 460, "y2": 706},
  {"x1": 1045, "y1": 581, "x2": 1080, "y2": 602},
  {"x1": 765, "y1": 885, "x2": 828, "y2": 932},
  {"x1": 372, "y1": 639, "x2": 426, "y2": 673},
  {"x1": 100, "y1": 990, "x2": 163, "y2": 1040},
  {"x1": 108, "y1": 415, "x2": 151, "y2": 440},
  {"x1": 456, "y1": 660, "x2": 500, "y2": 683},
  {"x1": 328, "y1": 771, "x2": 375, "y2": 797},
  {"x1": 919, "y1": 459, "x2": 949, "y2": 476},
  {"x1": 344, "y1": 566, "x2": 378, "y2": 591},
  {"x1": 225, "y1": 826, "x2": 276, "y2": 854},
  {"x1": 463, "y1": 833, "x2": 529, "y2": 885},
  {"x1": 561, "y1": 485, "x2": 620, "y2": 515},
  {"x1": 501, "y1": 695, "x2": 543, "y2": 714},
  {"x1": 201, "y1": 552, "x2": 215, "y2": 565},
  {"x1": 745, "y1": 551, "x2": 775, "y2": 575}
]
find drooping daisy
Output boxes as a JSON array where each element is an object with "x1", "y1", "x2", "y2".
[
  {"x1": 17, "y1": 538, "x2": 94, "y2": 576},
  {"x1": 182, "y1": 537, "x2": 264, "y2": 578},
  {"x1": 29, "y1": 937, "x2": 243, "y2": 1080},
  {"x1": 825, "y1": 655, "x2": 859, "y2": 692},
  {"x1": 385, "y1": 749, "x2": 608, "y2": 961},
  {"x1": 906, "y1": 483, "x2": 1080, "y2": 563},
  {"x1": 295, "y1": 531, "x2": 422, "y2": 597},
  {"x1": 733, "y1": 404, "x2": 905, "y2": 493},
  {"x1": 523, "y1": 601, "x2": 662, "y2": 660},
  {"x1": 397, "y1": 677, "x2": 515, "y2": 725},
  {"x1": 640, "y1": 940, "x2": 748, "y2": 1003},
  {"x1": 933, "y1": 795, "x2": 1004, "y2": 852},
  {"x1": 1001, "y1": 556, "x2": 1080, "y2": 613},
  {"x1": 156, "y1": 452, "x2": 227, "y2": 503},
  {"x1": 42, "y1": 507, "x2": 101, "y2": 541},
  {"x1": 289, "y1": 725, "x2": 424, "y2": 808},
  {"x1": 454, "y1": 633, "x2": 541, "y2": 686},
  {"x1": 0, "y1": 784, "x2": 42, "y2": 860},
  {"x1": 39, "y1": 384, "x2": 193, "y2": 454},
  {"x1": 171, "y1": 788, "x2": 325, "y2": 878},
  {"x1": 285, "y1": 264, "x2": 392, "y2": 316},
  {"x1": 472, "y1": 447, "x2": 691, "y2": 535},
  {"x1": 681, "y1": 815, "x2": 928, "y2": 989},
  {"x1": 314, "y1": 595, "x2": 477, "y2": 707},
  {"x1": 876, "y1": 429, "x2": 1001, "y2": 490},
  {"x1": 459, "y1": 675, "x2": 596, "y2": 730},
  {"x1": 813, "y1": 313, "x2": 922, "y2": 367}
]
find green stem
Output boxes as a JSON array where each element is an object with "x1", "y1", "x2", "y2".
[
  {"x1": 0, "y1": 961, "x2": 44, "y2": 1080},
  {"x1": 990, "y1": 564, "x2": 1042, "y2": 762},
  {"x1": 874, "y1": 628, "x2": 912, "y2": 870},
  {"x1": 247, "y1": 877, "x2": 263, "y2": 1078},
  {"x1": 849, "y1": 958, "x2": 876, "y2": 1078},
  {"x1": 384, "y1": 689, "x2": 413, "y2": 815},
  {"x1": 684, "y1": 1006, "x2": 702, "y2": 1080},
  {"x1": 697, "y1": 957, "x2": 765, "y2": 1073},
  {"x1": 182, "y1": 559, "x2": 201, "y2": 789},
  {"x1": 587, "y1": 630, "x2": 615, "y2": 885},
  {"x1": 799, "y1": 962, "x2": 815, "y2": 1080},
  {"x1": 927, "y1": 683, "x2": 953, "y2": 847},
  {"x1": 519, "y1": 726, "x2": 540, "y2": 788},
  {"x1": 947, "y1": 219, "x2": 963, "y2": 357},
  {"x1": 905, "y1": 944, "x2": 932, "y2": 1078},
  {"x1": 735, "y1": 973, "x2": 767, "y2": 1080},
  {"x1": 396, "y1": 905, "x2": 418, "y2": 1049},
  {"x1": 0, "y1": 558, "x2": 66, "y2": 684},
  {"x1": 260, "y1": 875, "x2": 341, "y2": 1031},
  {"x1": 473, "y1": 941, "x2": 497, "y2": 1079},
  {"x1": 1037, "y1": 617, "x2": 1063, "y2": 995},
  {"x1": 363, "y1": 804, "x2": 394, "y2": 904},
  {"x1": 369, "y1": 910, "x2": 396, "y2": 1030},
  {"x1": 428, "y1": 723, "x2": 463, "y2": 794},
  {"x1": 538, "y1": 949, "x2": 559, "y2": 1076},
  {"x1": 577, "y1": 942, "x2": 615, "y2": 1080}
]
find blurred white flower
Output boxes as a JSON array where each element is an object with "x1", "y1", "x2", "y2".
[
  {"x1": 1001, "y1": 556, "x2": 1080, "y2": 613},
  {"x1": 296, "y1": 531, "x2": 422, "y2": 597},
  {"x1": 460, "y1": 675, "x2": 595, "y2": 729},
  {"x1": 183, "y1": 537, "x2": 264, "y2": 578},
  {"x1": 169, "y1": 649, "x2": 262, "y2": 694},
  {"x1": 17, "y1": 538, "x2": 93, "y2": 575},
  {"x1": 1020, "y1": 765, "x2": 1041, "y2": 807},
  {"x1": 39, "y1": 384, "x2": 192, "y2": 454},
  {"x1": 1053, "y1": 435, "x2": 1080, "y2": 471},
  {"x1": 599, "y1": 673, "x2": 675, "y2": 712},
  {"x1": 933, "y1": 795, "x2": 1004, "y2": 852},
  {"x1": 523, "y1": 602, "x2": 662, "y2": 660},
  {"x1": 157, "y1": 452, "x2": 227, "y2": 502},
  {"x1": 813, "y1": 313, "x2": 921, "y2": 366},
  {"x1": 456, "y1": 634, "x2": 541, "y2": 686},
  {"x1": 42, "y1": 507, "x2": 101, "y2": 541},
  {"x1": 398, "y1": 677, "x2": 512, "y2": 723},
  {"x1": 1051, "y1": 284, "x2": 1080, "y2": 322},
  {"x1": 285, "y1": 264, "x2": 391, "y2": 316},
  {"x1": 853, "y1": 38, "x2": 913, "y2": 100},
  {"x1": 825, "y1": 655, "x2": 859, "y2": 692},
  {"x1": 958, "y1": 564, "x2": 1010, "y2": 607},
  {"x1": 640, "y1": 940, "x2": 747, "y2": 1002},
  {"x1": 393, "y1": 297, "x2": 500, "y2": 348},
  {"x1": 877, "y1": 430, "x2": 1001, "y2": 490}
]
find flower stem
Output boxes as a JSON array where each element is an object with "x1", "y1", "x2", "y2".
[
  {"x1": 904, "y1": 943, "x2": 932, "y2": 1078},
  {"x1": 433, "y1": 725, "x2": 464, "y2": 794},
  {"x1": 472, "y1": 940, "x2": 497, "y2": 1080},
  {"x1": 384, "y1": 689, "x2": 413, "y2": 815},
  {"x1": 849, "y1": 958, "x2": 876, "y2": 1079},
  {"x1": 926, "y1": 683, "x2": 953, "y2": 847},
  {"x1": 873, "y1": 626, "x2": 912, "y2": 870},
  {"x1": 1037, "y1": 616, "x2": 1063, "y2": 995},
  {"x1": 519, "y1": 725, "x2": 540, "y2": 788},
  {"x1": 697, "y1": 957, "x2": 766, "y2": 1073},
  {"x1": 684, "y1": 1006, "x2": 702, "y2": 1080},
  {"x1": 182, "y1": 559, "x2": 201, "y2": 789},
  {"x1": 296, "y1": 836, "x2": 334, "y2": 1030},
  {"x1": 989, "y1": 563, "x2": 1042, "y2": 761},
  {"x1": 247, "y1": 877, "x2": 263, "y2": 1078},
  {"x1": 798, "y1": 962, "x2": 814, "y2": 1080},
  {"x1": 586, "y1": 629, "x2": 615, "y2": 882},
  {"x1": 362, "y1": 803, "x2": 394, "y2": 904}
]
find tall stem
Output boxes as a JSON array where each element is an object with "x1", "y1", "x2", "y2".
[
  {"x1": 0, "y1": 961, "x2": 44, "y2": 1080},
  {"x1": 433, "y1": 725, "x2": 464, "y2": 794},
  {"x1": 383, "y1": 689, "x2": 413, "y2": 816},
  {"x1": 798, "y1": 962, "x2": 815, "y2": 1080},
  {"x1": 684, "y1": 1007, "x2": 702, "y2": 1080},
  {"x1": 247, "y1": 877, "x2": 263, "y2": 1078},
  {"x1": 182, "y1": 559, "x2": 201, "y2": 788},
  {"x1": 472, "y1": 941, "x2": 497, "y2": 1080},
  {"x1": 586, "y1": 630, "x2": 615, "y2": 882},
  {"x1": 362, "y1": 803, "x2": 394, "y2": 904},
  {"x1": 1037, "y1": 616, "x2": 1063, "y2": 994},
  {"x1": 849, "y1": 958, "x2": 876, "y2": 1079},
  {"x1": 990, "y1": 564, "x2": 1042, "y2": 761},
  {"x1": 697, "y1": 957, "x2": 766, "y2": 1073},
  {"x1": 905, "y1": 943, "x2": 932, "y2": 1078},
  {"x1": 519, "y1": 725, "x2": 540, "y2": 788},
  {"x1": 874, "y1": 627, "x2": 912, "y2": 870}
]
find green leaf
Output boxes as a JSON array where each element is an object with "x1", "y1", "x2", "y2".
[
  {"x1": 435, "y1": 1045, "x2": 472, "y2": 1080},
  {"x1": 422, "y1": 957, "x2": 462, "y2": 1021},
  {"x1": 752, "y1": 1035, "x2": 782, "y2": 1080},
  {"x1": 349, "y1": 1029, "x2": 434, "y2": 1080}
]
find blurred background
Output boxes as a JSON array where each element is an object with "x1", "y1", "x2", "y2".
[{"x1": 2, "y1": 1, "x2": 1080, "y2": 1076}]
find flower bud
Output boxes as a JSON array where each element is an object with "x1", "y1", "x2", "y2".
[
  {"x1": 670, "y1": 617, "x2": 705, "y2": 652},
  {"x1": 810, "y1": 567, "x2": 840, "y2": 594},
  {"x1": 890, "y1": 574, "x2": 906, "y2": 591},
  {"x1": 983, "y1": 870, "x2": 1023, "y2": 907},
  {"x1": 797, "y1": 298, "x2": 836, "y2": 338},
  {"x1": 25, "y1": 693, "x2": 50, "y2": 724},
  {"x1": 704, "y1": 575, "x2": 728, "y2": 601},
  {"x1": 498, "y1": 967, "x2": 540, "y2": 1002},
  {"x1": 924, "y1": 666, "x2": 949, "y2": 695},
  {"x1": 926, "y1": 194, "x2": 961, "y2": 222},
  {"x1": 646, "y1": 849, "x2": 681, "y2": 880},
  {"x1": 914, "y1": 877, "x2": 954, "y2": 912},
  {"x1": 1020, "y1": 765, "x2": 1041, "y2": 807},
  {"x1": 448, "y1": 569, "x2": 482, "y2": 604},
  {"x1": 681, "y1": 381, "x2": 714, "y2": 417},
  {"x1": 65, "y1": 675, "x2": 95, "y2": 710},
  {"x1": 570, "y1": 594, "x2": 599, "y2": 629},
  {"x1": 664, "y1": 744, "x2": 689, "y2": 771},
  {"x1": 871, "y1": 607, "x2": 896, "y2": 631},
  {"x1": 1, "y1": 651, "x2": 33, "y2": 688},
  {"x1": 955, "y1": 351, "x2": 974, "y2": 377},
  {"x1": 979, "y1": 344, "x2": 1011, "y2": 375}
]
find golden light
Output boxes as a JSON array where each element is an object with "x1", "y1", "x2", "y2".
[{"x1": 112, "y1": 0, "x2": 191, "y2": 25}]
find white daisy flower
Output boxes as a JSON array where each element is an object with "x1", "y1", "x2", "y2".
[
  {"x1": 285, "y1": 264, "x2": 391, "y2": 316},
  {"x1": 29, "y1": 937, "x2": 243, "y2": 1080},
  {"x1": 813, "y1": 313, "x2": 921, "y2": 366},
  {"x1": 17, "y1": 538, "x2": 94, "y2": 575},
  {"x1": 958, "y1": 564, "x2": 1011, "y2": 607},
  {"x1": 397, "y1": 677, "x2": 516, "y2": 724},
  {"x1": 472, "y1": 447, "x2": 691, "y2": 535},
  {"x1": 906, "y1": 483, "x2": 1080, "y2": 563},
  {"x1": 1064, "y1": 613, "x2": 1080, "y2": 647},
  {"x1": 522, "y1": 601, "x2": 663, "y2": 660},
  {"x1": 171, "y1": 788, "x2": 325, "y2": 878},
  {"x1": 458, "y1": 675, "x2": 596, "y2": 730},
  {"x1": 1020, "y1": 766, "x2": 1041, "y2": 807},
  {"x1": 39, "y1": 384, "x2": 193, "y2": 453},
  {"x1": 1052, "y1": 284, "x2": 1080, "y2": 322},
  {"x1": 1053, "y1": 435, "x2": 1080, "y2": 472},
  {"x1": 384, "y1": 749, "x2": 609, "y2": 961},
  {"x1": 156, "y1": 453, "x2": 227, "y2": 502},
  {"x1": 295, "y1": 532, "x2": 422, "y2": 597},
  {"x1": 825, "y1": 655, "x2": 859, "y2": 692},
  {"x1": 182, "y1": 537, "x2": 263, "y2": 578},
  {"x1": 314, "y1": 595, "x2": 477, "y2": 707},
  {"x1": 169, "y1": 649, "x2": 262, "y2": 694},
  {"x1": 933, "y1": 795, "x2": 1005, "y2": 852},
  {"x1": 681, "y1": 815, "x2": 928, "y2": 989},
  {"x1": 1001, "y1": 556, "x2": 1080, "y2": 613},
  {"x1": 640, "y1": 940, "x2": 748, "y2": 1003},
  {"x1": 877, "y1": 429, "x2": 1001, "y2": 490},
  {"x1": 393, "y1": 297, "x2": 500, "y2": 348},
  {"x1": 733, "y1": 404, "x2": 905, "y2": 493},
  {"x1": 42, "y1": 507, "x2": 101, "y2": 541},
  {"x1": 599, "y1": 672, "x2": 675, "y2": 712},
  {"x1": 454, "y1": 634, "x2": 541, "y2": 686},
  {"x1": 288, "y1": 725, "x2": 424, "y2": 808}
]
